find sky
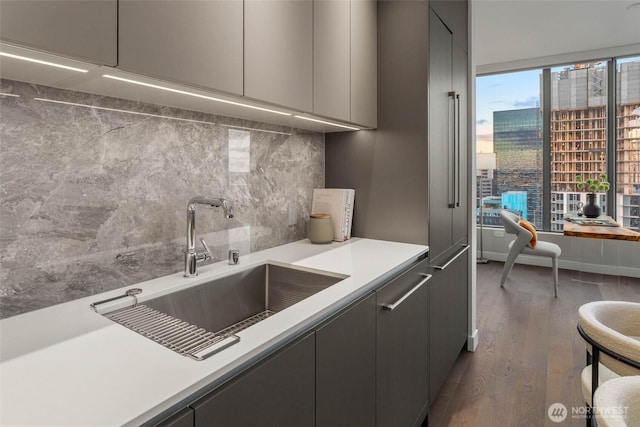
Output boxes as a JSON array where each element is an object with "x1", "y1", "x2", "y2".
[{"x1": 476, "y1": 69, "x2": 542, "y2": 153}]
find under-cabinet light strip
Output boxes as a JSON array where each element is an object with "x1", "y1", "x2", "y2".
[
  {"x1": 220, "y1": 123, "x2": 291, "y2": 136},
  {"x1": 33, "y1": 97, "x2": 219, "y2": 126},
  {"x1": 33, "y1": 97, "x2": 293, "y2": 135},
  {"x1": 103, "y1": 74, "x2": 291, "y2": 117},
  {"x1": 0, "y1": 93, "x2": 20, "y2": 98},
  {"x1": 0, "y1": 52, "x2": 88, "y2": 73},
  {"x1": 294, "y1": 115, "x2": 361, "y2": 131}
]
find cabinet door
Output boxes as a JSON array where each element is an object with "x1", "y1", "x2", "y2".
[
  {"x1": 451, "y1": 42, "x2": 468, "y2": 245},
  {"x1": 429, "y1": 246, "x2": 469, "y2": 400},
  {"x1": 0, "y1": 0, "x2": 116, "y2": 65},
  {"x1": 192, "y1": 332, "x2": 315, "y2": 427},
  {"x1": 118, "y1": 0, "x2": 243, "y2": 95},
  {"x1": 316, "y1": 293, "x2": 376, "y2": 427},
  {"x1": 428, "y1": 9, "x2": 455, "y2": 260},
  {"x1": 314, "y1": 0, "x2": 351, "y2": 122},
  {"x1": 377, "y1": 259, "x2": 430, "y2": 427},
  {"x1": 245, "y1": 0, "x2": 313, "y2": 111},
  {"x1": 350, "y1": 0, "x2": 377, "y2": 128}
]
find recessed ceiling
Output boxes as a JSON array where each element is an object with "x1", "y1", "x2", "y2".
[{"x1": 476, "y1": 0, "x2": 640, "y2": 68}]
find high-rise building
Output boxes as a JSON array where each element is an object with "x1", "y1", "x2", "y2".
[
  {"x1": 550, "y1": 62, "x2": 640, "y2": 228},
  {"x1": 493, "y1": 107, "x2": 543, "y2": 227},
  {"x1": 501, "y1": 191, "x2": 528, "y2": 219},
  {"x1": 477, "y1": 169, "x2": 494, "y2": 202}
]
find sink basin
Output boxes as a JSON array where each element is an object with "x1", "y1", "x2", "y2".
[{"x1": 101, "y1": 262, "x2": 347, "y2": 360}]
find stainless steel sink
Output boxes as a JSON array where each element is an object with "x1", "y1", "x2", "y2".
[{"x1": 100, "y1": 262, "x2": 347, "y2": 360}]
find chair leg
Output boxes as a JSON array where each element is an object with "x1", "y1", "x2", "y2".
[
  {"x1": 500, "y1": 251, "x2": 518, "y2": 288},
  {"x1": 552, "y1": 256, "x2": 559, "y2": 297}
]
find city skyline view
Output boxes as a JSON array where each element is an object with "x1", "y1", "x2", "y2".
[
  {"x1": 476, "y1": 56, "x2": 639, "y2": 154},
  {"x1": 476, "y1": 57, "x2": 640, "y2": 231}
]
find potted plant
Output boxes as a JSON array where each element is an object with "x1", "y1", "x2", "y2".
[{"x1": 576, "y1": 173, "x2": 610, "y2": 218}]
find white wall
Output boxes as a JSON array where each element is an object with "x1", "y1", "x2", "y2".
[{"x1": 478, "y1": 227, "x2": 640, "y2": 278}]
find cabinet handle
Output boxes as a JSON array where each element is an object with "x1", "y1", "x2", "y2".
[
  {"x1": 455, "y1": 93, "x2": 461, "y2": 208},
  {"x1": 448, "y1": 91, "x2": 457, "y2": 208},
  {"x1": 432, "y1": 245, "x2": 470, "y2": 270},
  {"x1": 382, "y1": 273, "x2": 431, "y2": 311}
]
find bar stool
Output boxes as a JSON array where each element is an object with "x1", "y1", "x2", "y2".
[
  {"x1": 594, "y1": 376, "x2": 640, "y2": 427},
  {"x1": 577, "y1": 301, "x2": 640, "y2": 427}
]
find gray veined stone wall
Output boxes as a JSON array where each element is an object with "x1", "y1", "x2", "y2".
[{"x1": 0, "y1": 80, "x2": 324, "y2": 318}]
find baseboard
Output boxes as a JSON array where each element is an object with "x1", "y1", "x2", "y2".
[
  {"x1": 482, "y1": 251, "x2": 640, "y2": 278},
  {"x1": 467, "y1": 329, "x2": 479, "y2": 352}
]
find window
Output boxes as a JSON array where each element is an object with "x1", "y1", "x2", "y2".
[
  {"x1": 476, "y1": 69, "x2": 543, "y2": 228},
  {"x1": 616, "y1": 56, "x2": 640, "y2": 231},
  {"x1": 549, "y1": 61, "x2": 608, "y2": 231},
  {"x1": 476, "y1": 56, "x2": 640, "y2": 232}
]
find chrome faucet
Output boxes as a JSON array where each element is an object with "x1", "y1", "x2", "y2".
[{"x1": 185, "y1": 197, "x2": 234, "y2": 277}]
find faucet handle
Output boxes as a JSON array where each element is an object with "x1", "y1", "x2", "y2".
[{"x1": 199, "y1": 238, "x2": 213, "y2": 262}]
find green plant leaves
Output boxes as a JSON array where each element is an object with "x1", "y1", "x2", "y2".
[{"x1": 575, "y1": 173, "x2": 609, "y2": 192}]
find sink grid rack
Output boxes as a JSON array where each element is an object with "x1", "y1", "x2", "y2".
[{"x1": 106, "y1": 305, "x2": 275, "y2": 360}]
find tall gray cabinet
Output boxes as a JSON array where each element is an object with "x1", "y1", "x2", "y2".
[
  {"x1": 427, "y1": 0, "x2": 469, "y2": 400},
  {"x1": 325, "y1": 0, "x2": 470, "y2": 413}
]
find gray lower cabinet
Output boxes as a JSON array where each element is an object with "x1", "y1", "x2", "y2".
[
  {"x1": 429, "y1": 247, "x2": 469, "y2": 400},
  {"x1": 118, "y1": 0, "x2": 243, "y2": 95},
  {"x1": 191, "y1": 332, "x2": 315, "y2": 427},
  {"x1": 376, "y1": 258, "x2": 430, "y2": 427},
  {"x1": 154, "y1": 407, "x2": 194, "y2": 427},
  {"x1": 152, "y1": 258, "x2": 432, "y2": 427},
  {"x1": 244, "y1": 0, "x2": 313, "y2": 112},
  {"x1": 316, "y1": 293, "x2": 376, "y2": 427},
  {"x1": 0, "y1": 0, "x2": 117, "y2": 65}
]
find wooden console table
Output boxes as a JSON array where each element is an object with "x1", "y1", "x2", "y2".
[{"x1": 563, "y1": 216, "x2": 640, "y2": 241}]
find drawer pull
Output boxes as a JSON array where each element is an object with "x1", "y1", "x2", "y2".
[
  {"x1": 432, "y1": 245, "x2": 469, "y2": 270},
  {"x1": 382, "y1": 274, "x2": 431, "y2": 311}
]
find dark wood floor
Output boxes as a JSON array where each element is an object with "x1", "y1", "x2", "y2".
[{"x1": 428, "y1": 262, "x2": 640, "y2": 427}]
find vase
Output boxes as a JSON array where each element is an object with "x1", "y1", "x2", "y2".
[
  {"x1": 308, "y1": 214, "x2": 334, "y2": 244},
  {"x1": 583, "y1": 193, "x2": 601, "y2": 218}
]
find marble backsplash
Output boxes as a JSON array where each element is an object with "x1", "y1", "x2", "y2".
[{"x1": 0, "y1": 80, "x2": 324, "y2": 318}]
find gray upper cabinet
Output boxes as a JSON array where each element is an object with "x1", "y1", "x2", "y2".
[
  {"x1": 313, "y1": 0, "x2": 351, "y2": 122},
  {"x1": 245, "y1": 0, "x2": 313, "y2": 112},
  {"x1": 118, "y1": 0, "x2": 243, "y2": 95},
  {"x1": 0, "y1": 0, "x2": 117, "y2": 65},
  {"x1": 314, "y1": 0, "x2": 377, "y2": 128},
  {"x1": 350, "y1": 0, "x2": 377, "y2": 128}
]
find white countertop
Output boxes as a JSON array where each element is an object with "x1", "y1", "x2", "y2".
[{"x1": 0, "y1": 238, "x2": 427, "y2": 426}]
